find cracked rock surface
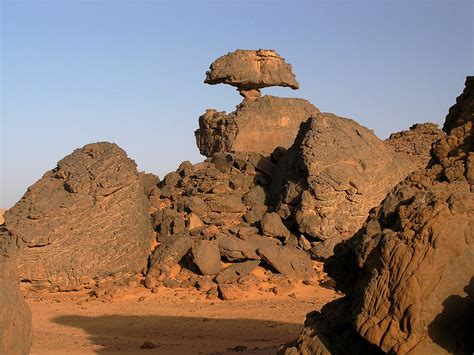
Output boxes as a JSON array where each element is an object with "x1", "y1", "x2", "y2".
[{"x1": 4, "y1": 142, "x2": 153, "y2": 292}]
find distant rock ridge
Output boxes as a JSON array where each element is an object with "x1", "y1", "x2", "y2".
[{"x1": 283, "y1": 76, "x2": 473, "y2": 354}]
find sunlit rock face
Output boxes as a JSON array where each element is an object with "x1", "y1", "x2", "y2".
[
  {"x1": 4, "y1": 142, "x2": 153, "y2": 292},
  {"x1": 284, "y1": 77, "x2": 474, "y2": 354}
]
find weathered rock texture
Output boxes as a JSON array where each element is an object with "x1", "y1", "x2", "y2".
[
  {"x1": 0, "y1": 227, "x2": 32, "y2": 354},
  {"x1": 196, "y1": 96, "x2": 319, "y2": 157},
  {"x1": 386, "y1": 122, "x2": 444, "y2": 168},
  {"x1": 271, "y1": 113, "x2": 437, "y2": 260},
  {"x1": 143, "y1": 152, "x2": 315, "y2": 298},
  {"x1": 205, "y1": 49, "x2": 299, "y2": 98},
  {"x1": 285, "y1": 77, "x2": 474, "y2": 354},
  {"x1": 4, "y1": 142, "x2": 153, "y2": 292}
]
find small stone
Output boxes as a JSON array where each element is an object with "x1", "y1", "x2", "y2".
[{"x1": 140, "y1": 341, "x2": 158, "y2": 349}]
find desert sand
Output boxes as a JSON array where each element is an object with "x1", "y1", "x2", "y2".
[{"x1": 27, "y1": 283, "x2": 338, "y2": 354}]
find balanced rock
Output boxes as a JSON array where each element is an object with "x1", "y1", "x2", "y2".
[
  {"x1": 0, "y1": 227, "x2": 32, "y2": 354},
  {"x1": 196, "y1": 96, "x2": 319, "y2": 157},
  {"x1": 286, "y1": 77, "x2": 474, "y2": 354},
  {"x1": 205, "y1": 49, "x2": 299, "y2": 98},
  {"x1": 271, "y1": 113, "x2": 420, "y2": 258},
  {"x1": 4, "y1": 142, "x2": 153, "y2": 292}
]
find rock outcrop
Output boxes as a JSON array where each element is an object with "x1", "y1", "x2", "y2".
[
  {"x1": 196, "y1": 49, "x2": 319, "y2": 157},
  {"x1": 4, "y1": 142, "x2": 153, "y2": 292},
  {"x1": 284, "y1": 77, "x2": 474, "y2": 354},
  {"x1": 270, "y1": 113, "x2": 441, "y2": 261},
  {"x1": 386, "y1": 122, "x2": 445, "y2": 169},
  {"x1": 0, "y1": 226, "x2": 32, "y2": 354},
  {"x1": 205, "y1": 49, "x2": 299, "y2": 98},
  {"x1": 196, "y1": 96, "x2": 319, "y2": 157}
]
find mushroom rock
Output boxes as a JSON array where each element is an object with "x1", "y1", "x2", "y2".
[
  {"x1": 284, "y1": 77, "x2": 474, "y2": 354},
  {"x1": 196, "y1": 49, "x2": 316, "y2": 157},
  {"x1": 4, "y1": 142, "x2": 154, "y2": 292},
  {"x1": 204, "y1": 49, "x2": 299, "y2": 98}
]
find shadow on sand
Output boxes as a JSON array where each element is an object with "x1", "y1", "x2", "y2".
[{"x1": 54, "y1": 314, "x2": 302, "y2": 354}]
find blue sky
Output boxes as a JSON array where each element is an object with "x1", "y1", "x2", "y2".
[{"x1": 1, "y1": 0, "x2": 473, "y2": 207}]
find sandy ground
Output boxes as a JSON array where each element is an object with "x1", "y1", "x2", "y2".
[{"x1": 27, "y1": 282, "x2": 339, "y2": 355}]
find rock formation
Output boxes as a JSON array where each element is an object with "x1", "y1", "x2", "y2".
[
  {"x1": 0, "y1": 226, "x2": 32, "y2": 354},
  {"x1": 205, "y1": 49, "x2": 299, "y2": 98},
  {"x1": 284, "y1": 77, "x2": 474, "y2": 354},
  {"x1": 143, "y1": 152, "x2": 315, "y2": 295},
  {"x1": 4, "y1": 142, "x2": 153, "y2": 292},
  {"x1": 270, "y1": 113, "x2": 443, "y2": 260},
  {"x1": 196, "y1": 49, "x2": 319, "y2": 157}
]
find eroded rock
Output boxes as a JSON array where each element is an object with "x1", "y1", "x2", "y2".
[{"x1": 4, "y1": 142, "x2": 153, "y2": 292}]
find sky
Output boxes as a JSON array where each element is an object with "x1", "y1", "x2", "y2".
[{"x1": 1, "y1": 0, "x2": 473, "y2": 208}]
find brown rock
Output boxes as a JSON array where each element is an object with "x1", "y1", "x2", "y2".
[
  {"x1": 192, "y1": 239, "x2": 221, "y2": 276},
  {"x1": 261, "y1": 212, "x2": 290, "y2": 239},
  {"x1": 271, "y1": 113, "x2": 419, "y2": 258},
  {"x1": 287, "y1": 77, "x2": 474, "y2": 355},
  {"x1": 188, "y1": 212, "x2": 204, "y2": 230},
  {"x1": 218, "y1": 283, "x2": 243, "y2": 300},
  {"x1": 257, "y1": 245, "x2": 312, "y2": 276},
  {"x1": 205, "y1": 49, "x2": 299, "y2": 91},
  {"x1": 195, "y1": 96, "x2": 320, "y2": 157},
  {"x1": 215, "y1": 260, "x2": 260, "y2": 284},
  {"x1": 4, "y1": 142, "x2": 153, "y2": 292},
  {"x1": 0, "y1": 227, "x2": 32, "y2": 354},
  {"x1": 386, "y1": 122, "x2": 444, "y2": 168}
]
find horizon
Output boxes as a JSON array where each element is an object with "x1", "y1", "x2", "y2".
[{"x1": 2, "y1": 0, "x2": 473, "y2": 208}]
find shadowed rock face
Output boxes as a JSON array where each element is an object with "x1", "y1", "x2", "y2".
[
  {"x1": 205, "y1": 49, "x2": 299, "y2": 96},
  {"x1": 284, "y1": 77, "x2": 474, "y2": 354},
  {"x1": 270, "y1": 113, "x2": 433, "y2": 260},
  {"x1": 0, "y1": 227, "x2": 32, "y2": 354},
  {"x1": 4, "y1": 142, "x2": 153, "y2": 292},
  {"x1": 196, "y1": 96, "x2": 319, "y2": 157}
]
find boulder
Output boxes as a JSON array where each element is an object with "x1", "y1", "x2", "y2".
[
  {"x1": 195, "y1": 96, "x2": 319, "y2": 157},
  {"x1": 0, "y1": 227, "x2": 32, "y2": 354},
  {"x1": 261, "y1": 212, "x2": 290, "y2": 239},
  {"x1": 192, "y1": 239, "x2": 221, "y2": 276},
  {"x1": 271, "y1": 112, "x2": 437, "y2": 258},
  {"x1": 216, "y1": 260, "x2": 260, "y2": 284},
  {"x1": 204, "y1": 49, "x2": 299, "y2": 97},
  {"x1": 285, "y1": 77, "x2": 474, "y2": 354},
  {"x1": 4, "y1": 142, "x2": 153, "y2": 292},
  {"x1": 257, "y1": 245, "x2": 312, "y2": 276}
]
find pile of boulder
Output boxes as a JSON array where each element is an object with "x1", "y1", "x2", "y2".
[{"x1": 283, "y1": 77, "x2": 474, "y2": 354}]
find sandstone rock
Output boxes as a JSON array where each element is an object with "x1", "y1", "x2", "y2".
[
  {"x1": 188, "y1": 212, "x2": 204, "y2": 230},
  {"x1": 271, "y1": 113, "x2": 421, "y2": 256},
  {"x1": 386, "y1": 122, "x2": 444, "y2": 168},
  {"x1": 0, "y1": 227, "x2": 32, "y2": 354},
  {"x1": 195, "y1": 96, "x2": 320, "y2": 157},
  {"x1": 216, "y1": 260, "x2": 260, "y2": 284},
  {"x1": 261, "y1": 212, "x2": 290, "y2": 239},
  {"x1": 146, "y1": 235, "x2": 193, "y2": 287},
  {"x1": 205, "y1": 49, "x2": 299, "y2": 94},
  {"x1": 192, "y1": 239, "x2": 221, "y2": 275},
  {"x1": 217, "y1": 233, "x2": 279, "y2": 261},
  {"x1": 287, "y1": 77, "x2": 474, "y2": 354},
  {"x1": 258, "y1": 245, "x2": 312, "y2": 276},
  {"x1": 4, "y1": 142, "x2": 153, "y2": 292},
  {"x1": 205, "y1": 194, "x2": 246, "y2": 213},
  {"x1": 218, "y1": 283, "x2": 243, "y2": 300}
]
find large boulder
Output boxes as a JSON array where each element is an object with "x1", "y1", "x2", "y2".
[
  {"x1": 4, "y1": 142, "x2": 153, "y2": 292},
  {"x1": 271, "y1": 113, "x2": 428, "y2": 259},
  {"x1": 195, "y1": 96, "x2": 319, "y2": 157},
  {"x1": 285, "y1": 77, "x2": 474, "y2": 354},
  {"x1": 205, "y1": 49, "x2": 299, "y2": 98},
  {"x1": 0, "y1": 227, "x2": 32, "y2": 354}
]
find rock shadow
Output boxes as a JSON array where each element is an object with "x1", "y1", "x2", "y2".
[
  {"x1": 54, "y1": 314, "x2": 302, "y2": 354},
  {"x1": 428, "y1": 277, "x2": 474, "y2": 354}
]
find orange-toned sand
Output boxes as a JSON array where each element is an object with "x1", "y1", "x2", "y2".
[{"x1": 27, "y1": 282, "x2": 338, "y2": 354}]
